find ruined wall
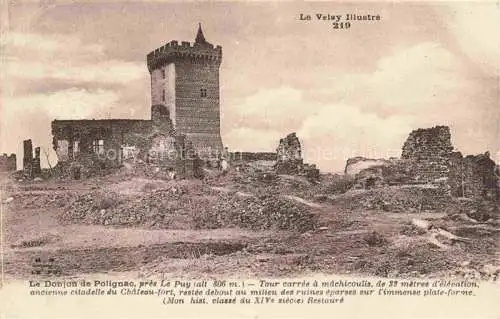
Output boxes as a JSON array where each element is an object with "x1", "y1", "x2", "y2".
[
  {"x1": 277, "y1": 132, "x2": 302, "y2": 162},
  {"x1": 344, "y1": 157, "x2": 390, "y2": 176},
  {"x1": 51, "y1": 106, "x2": 202, "y2": 179},
  {"x1": 401, "y1": 126, "x2": 454, "y2": 185},
  {"x1": 173, "y1": 135, "x2": 204, "y2": 178},
  {"x1": 448, "y1": 151, "x2": 464, "y2": 197},
  {"x1": 274, "y1": 132, "x2": 319, "y2": 179},
  {"x1": 52, "y1": 119, "x2": 152, "y2": 168},
  {"x1": 462, "y1": 153, "x2": 498, "y2": 199},
  {"x1": 0, "y1": 153, "x2": 16, "y2": 172},
  {"x1": 33, "y1": 147, "x2": 41, "y2": 176},
  {"x1": 275, "y1": 132, "x2": 303, "y2": 174},
  {"x1": 448, "y1": 151, "x2": 498, "y2": 199},
  {"x1": 229, "y1": 152, "x2": 276, "y2": 162},
  {"x1": 349, "y1": 125, "x2": 499, "y2": 200},
  {"x1": 23, "y1": 139, "x2": 41, "y2": 178},
  {"x1": 148, "y1": 134, "x2": 177, "y2": 167},
  {"x1": 23, "y1": 140, "x2": 33, "y2": 174},
  {"x1": 348, "y1": 158, "x2": 423, "y2": 190}
]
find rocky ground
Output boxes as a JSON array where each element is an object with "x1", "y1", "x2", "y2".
[{"x1": 1, "y1": 167, "x2": 498, "y2": 282}]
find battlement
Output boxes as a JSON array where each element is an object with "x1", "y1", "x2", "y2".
[{"x1": 147, "y1": 40, "x2": 222, "y2": 71}]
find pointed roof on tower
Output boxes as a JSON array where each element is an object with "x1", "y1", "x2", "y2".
[{"x1": 195, "y1": 23, "x2": 211, "y2": 46}]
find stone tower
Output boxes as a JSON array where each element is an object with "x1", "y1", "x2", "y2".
[{"x1": 146, "y1": 24, "x2": 224, "y2": 156}]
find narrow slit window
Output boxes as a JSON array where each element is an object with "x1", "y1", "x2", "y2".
[
  {"x1": 73, "y1": 141, "x2": 79, "y2": 157},
  {"x1": 161, "y1": 69, "x2": 166, "y2": 79},
  {"x1": 162, "y1": 89, "x2": 166, "y2": 101}
]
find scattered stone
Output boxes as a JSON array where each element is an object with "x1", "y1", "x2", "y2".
[
  {"x1": 482, "y1": 264, "x2": 500, "y2": 276},
  {"x1": 256, "y1": 255, "x2": 270, "y2": 262}
]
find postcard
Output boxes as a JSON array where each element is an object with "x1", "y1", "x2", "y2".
[{"x1": 0, "y1": 1, "x2": 498, "y2": 318}]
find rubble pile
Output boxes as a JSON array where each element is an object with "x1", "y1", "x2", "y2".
[
  {"x1": 60, "y1": 185, "x2": 317, "y2": 232},
  {"x1": 443, "y1": 198, "x2": 500, "y2": 222},
  {"x1": 334, "y1": 186, "x2": 451, "y2": 212},
  {"x1": 350, "y1": 159, "x2": 420, "y2": 189},
  {"x1": 13, "y1": 192, "x2": 78, "y2": 209},
  {"x1": 60, "y1": 187, "x2": 211, "y2": 228},
  {"x1": 444, "y1": 263, "x2": 500, "y2": 281},
  {"x1": 196, "y1": 192, "x2": 317, "y2": 232}
]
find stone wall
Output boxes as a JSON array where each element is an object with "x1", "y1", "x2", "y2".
[
  {"x1": 275, "y1": 132, "x2": 303, "y2": 174},
  {"x1": 150, "y1": 63, "x2": 176, "y2": 121},
  {"x1": 229, "y1": 152, "x2": 276, "y2": 162},
  {"x1": 349, "y1": 125, "x2": 499, "y2": 201},
  {"x1": 348, "y1": 158, "x2": 425, "y2": 190},
  {"x1": 23, "y1": 139, "x2": 41, "y2": 178},
  {"x1": 344, "y1": 156, "x2": 390, "y2": 176},
  {"x1": 401, "y1": 125, "x2": 453, "y2": 185},
  {"x1": 274, "y1": 132, "x2": 320, "y2": 179},
  {"x1": 23, "y1": 139, "x2": 33, "y2": 174},
  {"x1": 448, "y1": 151, "x2": 464, "y2": 197},
  {"x1": 51, "y1": 105, "x2": 202, "y2": 179},
  {"x1": 174, "y1": 59, "x2": 223, "y2": 154},
  {"x1": 459, "y1": 152, "x2": 498, "y2": 199},
  {"x1": 51, "y1": 119, "x2": 152, "y2": 168},
  {"x1": 0, "y1": 153, "x2": 16, "y2": 172},
  {"x1": 147, "y1": 30, "x2": 224, "y2": 157}
]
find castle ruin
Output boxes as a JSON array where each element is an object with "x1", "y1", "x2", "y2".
[
  {"x1": 51, "y1": 25, "x2": 222, "y2": 178},
  {"x1": 23, "y1": 139, "x2": 41, "y2": 178},
  {"x1": 275, "y1": 132, "x2": 319, "y2": 180},
  {"x1": 0, "y1": 153, "x2": 16, "y2": 172},
  {"x1": 346, "y1": 125, "x2": 499, "y2": 201}
]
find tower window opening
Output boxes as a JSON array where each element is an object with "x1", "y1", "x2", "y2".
[
  {"x1": 161, "y1": 69, "x2": 166, "y2": 79},
  {"x1": 93, "y1": 139, "x2": 104, "y2": 155},
  {"x1": 73, "y1": 141, "x2": 79, "y2": 157},
  {"x1": 200, "y1": 88, "x2": 207, "y2": 97},
  {"x1": 162, "y1": 89, "x2": 166, "y2": 101}
]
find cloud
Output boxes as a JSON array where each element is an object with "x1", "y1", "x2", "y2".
[
  {"x1": 297, "y1": 104, "x2": 413, "y2": 170},
  {"x1": 223, "y1": 127, "x2": 283, "y2": 153},
  {"x1": 223, "y1": 41, "x2": 497, "y2": 172},
  {"x1": 5, "y1": 58, "x2": 144, "y2": 85},
  {"x1": 1, "y1": 88, "x2": 120, "y2": 120},
  {"x1": 0, "y1": 88, "x2": 121, "y2": 167},
  {"x1": 229, "y1": 87, "x2": 318, "y2": 131},
  {"x1": 0, "y1": 32, "x2": 104, "y2": 57},
  {"x1": 445, "y1": 3, "x2": 500, "y2": 77},
  {"x1": 321, "y1": 42, "x2": 468, "y2": 116},
  {"x1": 0, "y1": 31, "x2": 148, "y2": 168},
  {"x1": 1, "y1": 4, "x2": 498, "y2": 173},
  {"x1": 1, "y1": 32, "x2": 145, "y2": 87},
  {"x1": 226, "y1": 87, "x2": 412, "y2": 171}
]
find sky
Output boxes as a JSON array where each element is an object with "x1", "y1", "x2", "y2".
[{"x1": 0, "y1": 1, "x2": 499, "y2": 172}]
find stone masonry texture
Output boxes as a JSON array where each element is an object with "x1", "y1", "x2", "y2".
[
  {"x1": 0, "y1": 153, "x2": 16, "y2": 172},
  {"x1": 350, "y1": 125, "x2": 498, "y2": 200},
  {"x1": 50, "y1": 26, "x2": 227, "y2": 178},
  {"x1": 147, "y1": 25, "x2": 224, "y2": 155}
]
